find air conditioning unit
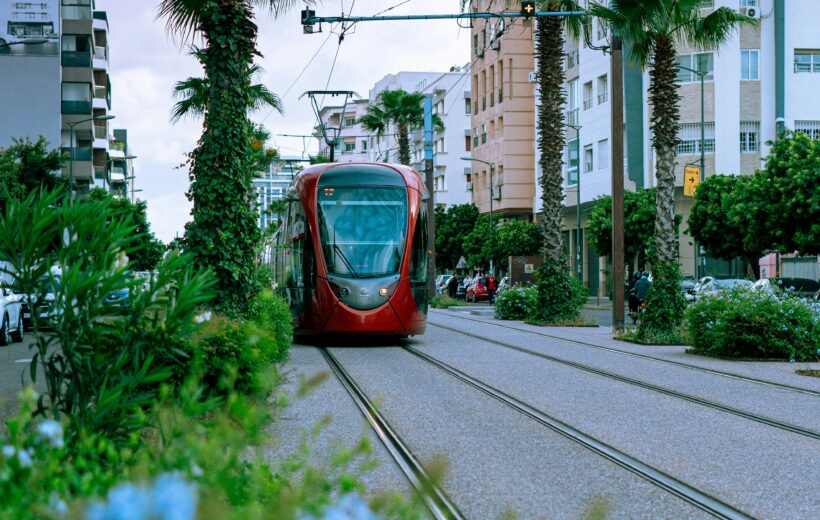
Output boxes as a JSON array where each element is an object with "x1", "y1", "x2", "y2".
[
  {"x1": 466, "y1": 181, "x2": 473, "y2": 192},
  {"x1": 528, "y1": 71, "x2": 537, "y2": 83},
  {"x1": 491, "y1": 39, "x2": 500, "y2": 51},
  {"x1": 739, "y1": 6, "x2": 759, "y2": 19}
]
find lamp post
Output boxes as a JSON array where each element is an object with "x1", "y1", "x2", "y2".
[
  {"x1": 0, "y1": 38, "x2": 48, "y2": 50},
  {"x1": 676, "y1": 63, "x2": 708, "y2": 277},
  {"x1": 461, "y1": 156, "x2": 495, "y2": 275},
  {"x1": 66, "y1": 114, "x2": 115, "y2": 200}
]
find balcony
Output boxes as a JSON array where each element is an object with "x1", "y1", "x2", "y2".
[
  {"x1": 61, "y1": 100, "x2": 91, "y2": 115},
  {"x1": 583, "y1": 99, "x2": 593, "y2": 110},
  {"x1": 62, "y1": 147, "x2": 92, "y2": 161},
  {"x1": 598, "y1": 92, "x2": 608, "y2": 104},
  {"x1": 93, "y1": 123, "x2": 107, "y2": 139},
  {"x1": 62, "y1": 5, "x2": 92, "y2": 20},
  {"x1": 93, "y1": 45, "x2": 107, "y2": 61},
  {"x1": 566, "y1": 108, "x2": 579, "y2": 126},
  {"x1": 61, "y1": 50, "x2": 91, "y2": 67}
]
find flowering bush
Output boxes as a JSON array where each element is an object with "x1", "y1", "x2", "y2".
[
  {"x1": 686, "y1": 289, "x2": 819, "y2": 361},
  {"x1": 494, "y1": 286, "x2": 538, "y2": 320}
]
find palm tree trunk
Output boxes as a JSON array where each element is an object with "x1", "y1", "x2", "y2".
[
  {"x1": 397, "y1": 123, "x2": 410, "y2": 165},
  {"x1": 536, "y1": 13, "x2": 567, "y2": 263},
  {"x1": 186, "y1": 0, "x2": 260, "y2": 315},
  {"x1": 649, "y1": 35, "x2": 681, "y2": 265}
]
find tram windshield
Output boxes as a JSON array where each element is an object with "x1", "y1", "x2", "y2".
[{"x1": 317, "y1": 186, "x2": 408, "y2": 278}]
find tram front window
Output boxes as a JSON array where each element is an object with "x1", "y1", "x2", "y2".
[{"x1": 318, "y1": 186, "x2": 408, "y2": 278}]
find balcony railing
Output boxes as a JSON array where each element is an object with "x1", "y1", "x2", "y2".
[
  {"x1": 61, "y1": 50, "x2": 91, "y2": 67},
  {"x1": 94, "y1": 124, "x2": 107, "y2": 140},
  {"x1": 93, "y1": 46, "x2": 107, "y2": 61},
  {"x1": 566, "y1": 108, "x2": 579, "y2": 126},
  {"x1": 598, "y1": 92, "x2": 608, "y2": 104},
  {"x1": 61, "y1": 100, "x2": 91, "y2": 114},
  {"x1": 62, "y1": 5, "x2": 92, "y2": 20},
  {"x1": 62, "y1": 147, "x2": 92, "y2": 161},
  {"x1": 583, "y1": 99, "x2": 593, "y2": 110}
]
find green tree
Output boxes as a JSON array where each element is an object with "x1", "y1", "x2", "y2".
[
  {"x1": 591, "y1": 0, "x2": 752, "y2": 335},
  {"x1": 157, "y1": 0, "x2": 308, "y2": 315},
  {"x1": 87, "y1": 189, "x2": 165, "y2": 271},
  {"x1": 435, "y1": 203, "x2": 479, "y2": 270},
  {"x1": 587, "y1": 189, "x2": 661, "y2": 272},
  {"x1": 687, "y1": 174, "x2": 763, "y2": 279},
  {"x1": 495, "y1": 219, "x2": 542, "y2": 263},
  {"x1": 309, "y1": 154, "x2": 330, "y2": 164},
  {"x1": 359, "y1": 89, "x2": 444, "y2": 165},
  {"x1": 0, "y1": 137, "x2": 67, "y2": 212},
  {"x1": 462, "y1": 215, "x2": 494, "y2": 272}
]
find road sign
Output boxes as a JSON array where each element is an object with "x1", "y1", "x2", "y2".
[
  {"x1": 684, "y1": 165, "x2": 700, "y2": 196},
  {"x1": 456, "y1": 256, "x2": 468, "y2": 269},
  {"x1": 521, "y1": 1, "x2": 536, "y2": 19}
]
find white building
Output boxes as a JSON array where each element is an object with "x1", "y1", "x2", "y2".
[
  {"x1": 314, "y1": 99, "x2": 369, "y2": 162},
  {"x1": 0, "y1": 1, "x2": 120, "y2": 197},
  {"x1": 534, "y1": 0, "x2": 820, "y2": 294},
  {"x1": 367, "y1": 70, "x2": 473, "y2": 208},
  {"x1": 253, "y1": 155, "x2": 308, "y2": 230}
]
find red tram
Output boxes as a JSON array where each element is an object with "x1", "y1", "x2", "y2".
[{"x1": 273, "y1": 163, "x2": 429, "y2": 337}]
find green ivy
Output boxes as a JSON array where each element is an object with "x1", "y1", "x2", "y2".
[
  {"x1": 184, "y1": 0, "x2": 261, "y2": 317},
  {"x1": 532, "y1": 256, "x2": 587, "y2": 324},
  {"x1": 638, "y1": 260, "x2": 685, "y2": 339}
]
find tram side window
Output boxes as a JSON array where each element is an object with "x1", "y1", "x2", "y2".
[
  {"x1": 286, "y1": 201, "x2": 315, "y2": 288},
  {"x1": 409, "y1": 201, "x2": 428, "y2": 283}
]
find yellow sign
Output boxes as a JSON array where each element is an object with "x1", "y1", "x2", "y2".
[{"x1": 684, "y1": 166, "x2": 701, "y2": 197}]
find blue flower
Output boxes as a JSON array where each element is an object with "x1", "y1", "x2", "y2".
[
  {"x1": 307, "y1": 494, "x2": 378, "y2": 520},
  {"x1": 85, "y1": 473, "x2": 197, "y2": 520},
  {"x1": 37, "y1": 419, "x2": 64, "y2": 449},
  {"x1": 150, "y1": 472, "x2": 198, "y2": 520}
]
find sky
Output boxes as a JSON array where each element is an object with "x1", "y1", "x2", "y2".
[{"x1": 99, "y1": 0, "x2": 471, "y2": 243}]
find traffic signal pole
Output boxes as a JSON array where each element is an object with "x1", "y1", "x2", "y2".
[{"x1": 424, "y1": 96, "x2": 437, "y2": 299}]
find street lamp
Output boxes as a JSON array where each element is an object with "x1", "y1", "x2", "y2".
[
  {"x1": 0, "y1": 38, "x2": 48, "y2": 50},
  {"x1": 66, "y1": 114, "x2": 115, "y2": 200},
  {"x1": 461, "y1": 156, "x2": 495, "y2": 275}
]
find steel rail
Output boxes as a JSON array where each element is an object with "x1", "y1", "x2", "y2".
[
  {"x1": 402, "y1": 346, "x2": 754, "y2": 520},
  {"x1": 430, "y1": 310, "x2": 820, "y2": 398},
  {"x1": 319, "y1": 348, "x2": 464, "y2": 520},
  {"x1": 428, "y1": 322, "x2": 820, "y2": 440}
]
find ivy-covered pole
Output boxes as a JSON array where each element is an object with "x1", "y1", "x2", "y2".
[{"x1": 184, "y1": 0, "x2": 261, "y2": 316}]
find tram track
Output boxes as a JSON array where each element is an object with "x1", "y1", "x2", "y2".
[
  {"x1": 430, "y1": 310, "x2": 820, "y2": 398},
  {"x1": 399, "y1": 345, "x2": 754, "y2": 520},
  {"x1": 319, "y1": 347, "x2": 464, "y2": 520},
  {"x1": 428, "y1": 321, "x2": 820, "y2": 440}
]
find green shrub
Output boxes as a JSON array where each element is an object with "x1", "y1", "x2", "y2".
[
  {"x1": 532, "y1": 257, "x2": 588, "y2": 323},
  {"x1": 430, "y1": 294, "x2": 458, "y2": 309},
  {"x1": 686, "y1": 289, "x2": 819, "y2": 361},
  {"x1": 494, "y1": 286, "x2": 538, "y2": 320},
  {"x1": 248, "y1": 289, "x2": 293, "y2": 363},
  {"x1": 638, "y1": 260, "x2": 686, "y2": 340},
  {"x1": 192, "y1": 315, "x2": 265, "y2": 396}
]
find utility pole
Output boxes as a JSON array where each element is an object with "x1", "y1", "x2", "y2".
[
  {"x1": 424, "y1": 96, "x2": 436, "y2": 299},
  {"x1": 610, "y1": 37, "x2": 625, "y2": 332}
]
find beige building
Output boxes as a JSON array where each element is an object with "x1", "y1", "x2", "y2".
[{"x1": 469, "y1": 0, "x2": 535, "y2": 219}]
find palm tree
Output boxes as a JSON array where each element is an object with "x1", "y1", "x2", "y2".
[
  {"x1": 359, "y1": 89, "x2": 444, "y2": 166},
  {"x1": 157, "y1": 0, "x2": 311, "y2": 315},
  {"x1": 534, "y1": 1, "x2": 581, "y2": 263},
  {"x1": 589, "y1": 0, "x2": 753, "y2": 266}
]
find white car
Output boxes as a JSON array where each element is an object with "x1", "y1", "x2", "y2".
[{"x1": 0, "y1": 281, "x2": 24, "y2": 346}]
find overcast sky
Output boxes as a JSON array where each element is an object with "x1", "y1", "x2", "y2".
[{"x1": 99, "y1": 0, "x2": 470, "y2": 243}]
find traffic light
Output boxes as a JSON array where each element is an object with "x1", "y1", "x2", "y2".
[{"x1": 521, "y1": 1, "x2": 536, "y2": 19}]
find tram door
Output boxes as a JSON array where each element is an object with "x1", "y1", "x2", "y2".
[
  {"x1": 284, "y1": 200, "x2": 315, "y2": 318},
  {"x1": 409, "y1": 200, "x2": 429, "y2": 314}
]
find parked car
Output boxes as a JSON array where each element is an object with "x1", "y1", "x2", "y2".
[
  {"x1": 466, "y1": 276, "x2": 497, "y2": 303},
  {"x1": 680, "y1": 275, "x2": 696, "y2": 295},
  {"x1": 435, "y1": 274, "x2": 452, "y2": 295},
  {"x1": 21, "y1": 274, "x2": 61, "y2": 331},
  {"x1": 495, "y1": 276, "x2": 510, "y2": 297},
  {"x1": 455, "y1": 278, "x2": 472, "y2": 300},
  {"x1": 750, "y1": 277, "x2": 820, "y2": 298},
  {"x1": 0, "y1": 280, "x2": 24, "y2": 346},
  {"x1": 687, "y1": 277, "x2": 752, "y2": 303},
  {"x1": 104, "y1": 288, "x2": 130, "y2": 308}
]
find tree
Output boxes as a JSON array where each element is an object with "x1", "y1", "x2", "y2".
[
  {"x1": 462, "y1": 217, "x2": 541, "y2": 274},
  {"x1": 435, "y1": 203, "x2": 479, "y2": 270},
  {"x1": 0, "y1": 137, "x2": 67, "y2": 212},
  {"x1": 587, "y1": 189, "x2": 661, "y2": 272},
  {"x1": 358, "y1": 89, "x2": 444, "y2": 165},
  {"x1": 87, "y1": 189, "x2": 165, "y2": 271},
  {"x1": 688, "y1": 175, "x2": 763, "y2": 279},
  {"x1": 534, "y1": 0, "x2": 582, "y2": 262},
  {"x1": 157, "y1": 0, "x2": 310, "y2": 315},
  {"x1": 462, "y1": 215, "x2": 495, "y2": 272}
]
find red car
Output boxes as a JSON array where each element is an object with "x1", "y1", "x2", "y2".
[{"x1": 466, "y1": 276, "x2": 496, "y2": 303}]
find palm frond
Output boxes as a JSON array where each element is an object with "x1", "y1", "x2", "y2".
[
  {"x1": 254, "y1": 0, "x2": 319, "y2": 19},
  {"x1": 156, "y1": 0, "x2": 208, "y2": 42},
  {"x1": 680, "y1": 7, "x2": 756, "y2": 51},
  {"x1": 248, "y1": 85, "x2": 283, "y2": 115},
  {"x1": 170, "y1": 76, "x2": 208, "y2": 123}
]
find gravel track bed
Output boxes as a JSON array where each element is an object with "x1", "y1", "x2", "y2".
[
  {"x1": 431, "y1": 310, "x2": 820, "y2": 393},
  {"x1": 416, "y1": 326, "x2": 820, "y2": 519},
  {"x1": 430, "y1": 312, "x2": 820, "y2": 432},
  {"x1": 330, "y1": 345, "x2": 711, "y2": 520},
  {"x1": 264, "y1": 345, "x2": 413, "y2": 503}
]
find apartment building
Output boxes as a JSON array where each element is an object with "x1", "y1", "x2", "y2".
[
  {"x1": 314, "y1": 99, "x2": 369, "y2": 162},
  {"x1": 0, "y1": 0, "x2": 122, "y2": 196},
  {"x1": 468, "y1": 0, "x2": 536, "y2": 219},
  {"x1": 253, "y1": 155, "x2": 309, "y2": 230},
  {"x1": 108, "y1": 128, "x2": 136, "y2": 201},
  {"x1": 543, "y1": 0, "x2": 820, "y2": 294}
]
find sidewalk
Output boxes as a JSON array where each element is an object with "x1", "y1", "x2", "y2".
[{"x1": 0, "y1": 338, "x2": 41, "y2": 425}]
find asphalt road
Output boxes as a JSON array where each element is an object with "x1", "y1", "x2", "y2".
[{"x1": 269, "y1": 309, "x2": 820, "y2": 519}]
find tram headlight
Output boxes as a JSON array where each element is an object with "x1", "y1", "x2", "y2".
[
  {"x1": 340, "y1": 287, "x2": 350, "y2": 297},
  {"x1": 379, "y1": 287, "x2": 388, "y2": 296}
]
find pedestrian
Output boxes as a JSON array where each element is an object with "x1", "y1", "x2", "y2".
[
  {"x1": 628, "y1": 271, "x2": 641, "y2": 313},
  {"x1": 634, "y1": 271, "x2": 652, "y2": 304},
  {"x1": 447, "y1": 272, "x2": 458, "y2": 298}
]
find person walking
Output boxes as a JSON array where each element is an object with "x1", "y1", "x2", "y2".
[
  {"x1": 634, "y1": 272, "x2": 652, "y2": 304},
  {"x1": 447, "y1": 273, "x2": 458, "y2": 298},
  {"x1": 628, "y1": 271, "x2": 641, "y2": 313}
]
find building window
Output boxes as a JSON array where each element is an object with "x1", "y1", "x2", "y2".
[
  {"x1": 465, "y1": 97, "x2": 471, "y2": 114},
  {"x1": 566, "y1": 48, "x2": 579, "y2": 69},
  {"x1": 676, "y1": 53, "x2": 714, "y2": 82},
  {"x1": 795, "y1": 120, "x2": 820, "y2": 140},
  {"x1": 473, "y1": 127, "x2": 479, "y2": 148},
  {"x1": 481, "y1": 123, "x2": 487, "y2": 145},
  {"x1": 741, "y1": 50, "x2": 759, "y2": 80},
  {"x1": 568, "y1": 78, "x2": 579, "y2": 110},
  {"x1": 465, "y1": 135, "x2": 472, "y2": 152},
  {"x1": 597, "y1": 139, "x2": 609, "y2": 170},
  {"x1": 596, "y1": 19, "x2": 607, "y2": 41},
  {"x1": 740, "y1": 0, "x2": 757, "y2": 6},
  {"x1": 597, "y1": 74, "x2": 608, "y2": 104},
  {"x1": 362, "y1": 140, "x2": 368, "y2": 151},
  {"x1": 583, "y1": 82, "x2": 593, "y2": 110},
  {"x1": 567, "y1": 139, "x2": 579, "y2": 185},
  {"x1": 344, "y1": 118, "x2": 355, "y2": 127},
  {"x1": 344, "y1": 142, "x2": 355, "y2": 152},
  {"x1": 739, "y1": 121, "x2": 760, "y2": 152},
  {"x1": 583, "y1": 144, "x2": 594, "y2": 173},
  {"x1": 700, "y1": 0, "x2": 714, "y2": 7},
  {"x1": 676, "y1": 122, "x2": 716, "y2": 155},
  {"x1": 794, "y1": 50, "x2": 820, "y2": 73}
]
